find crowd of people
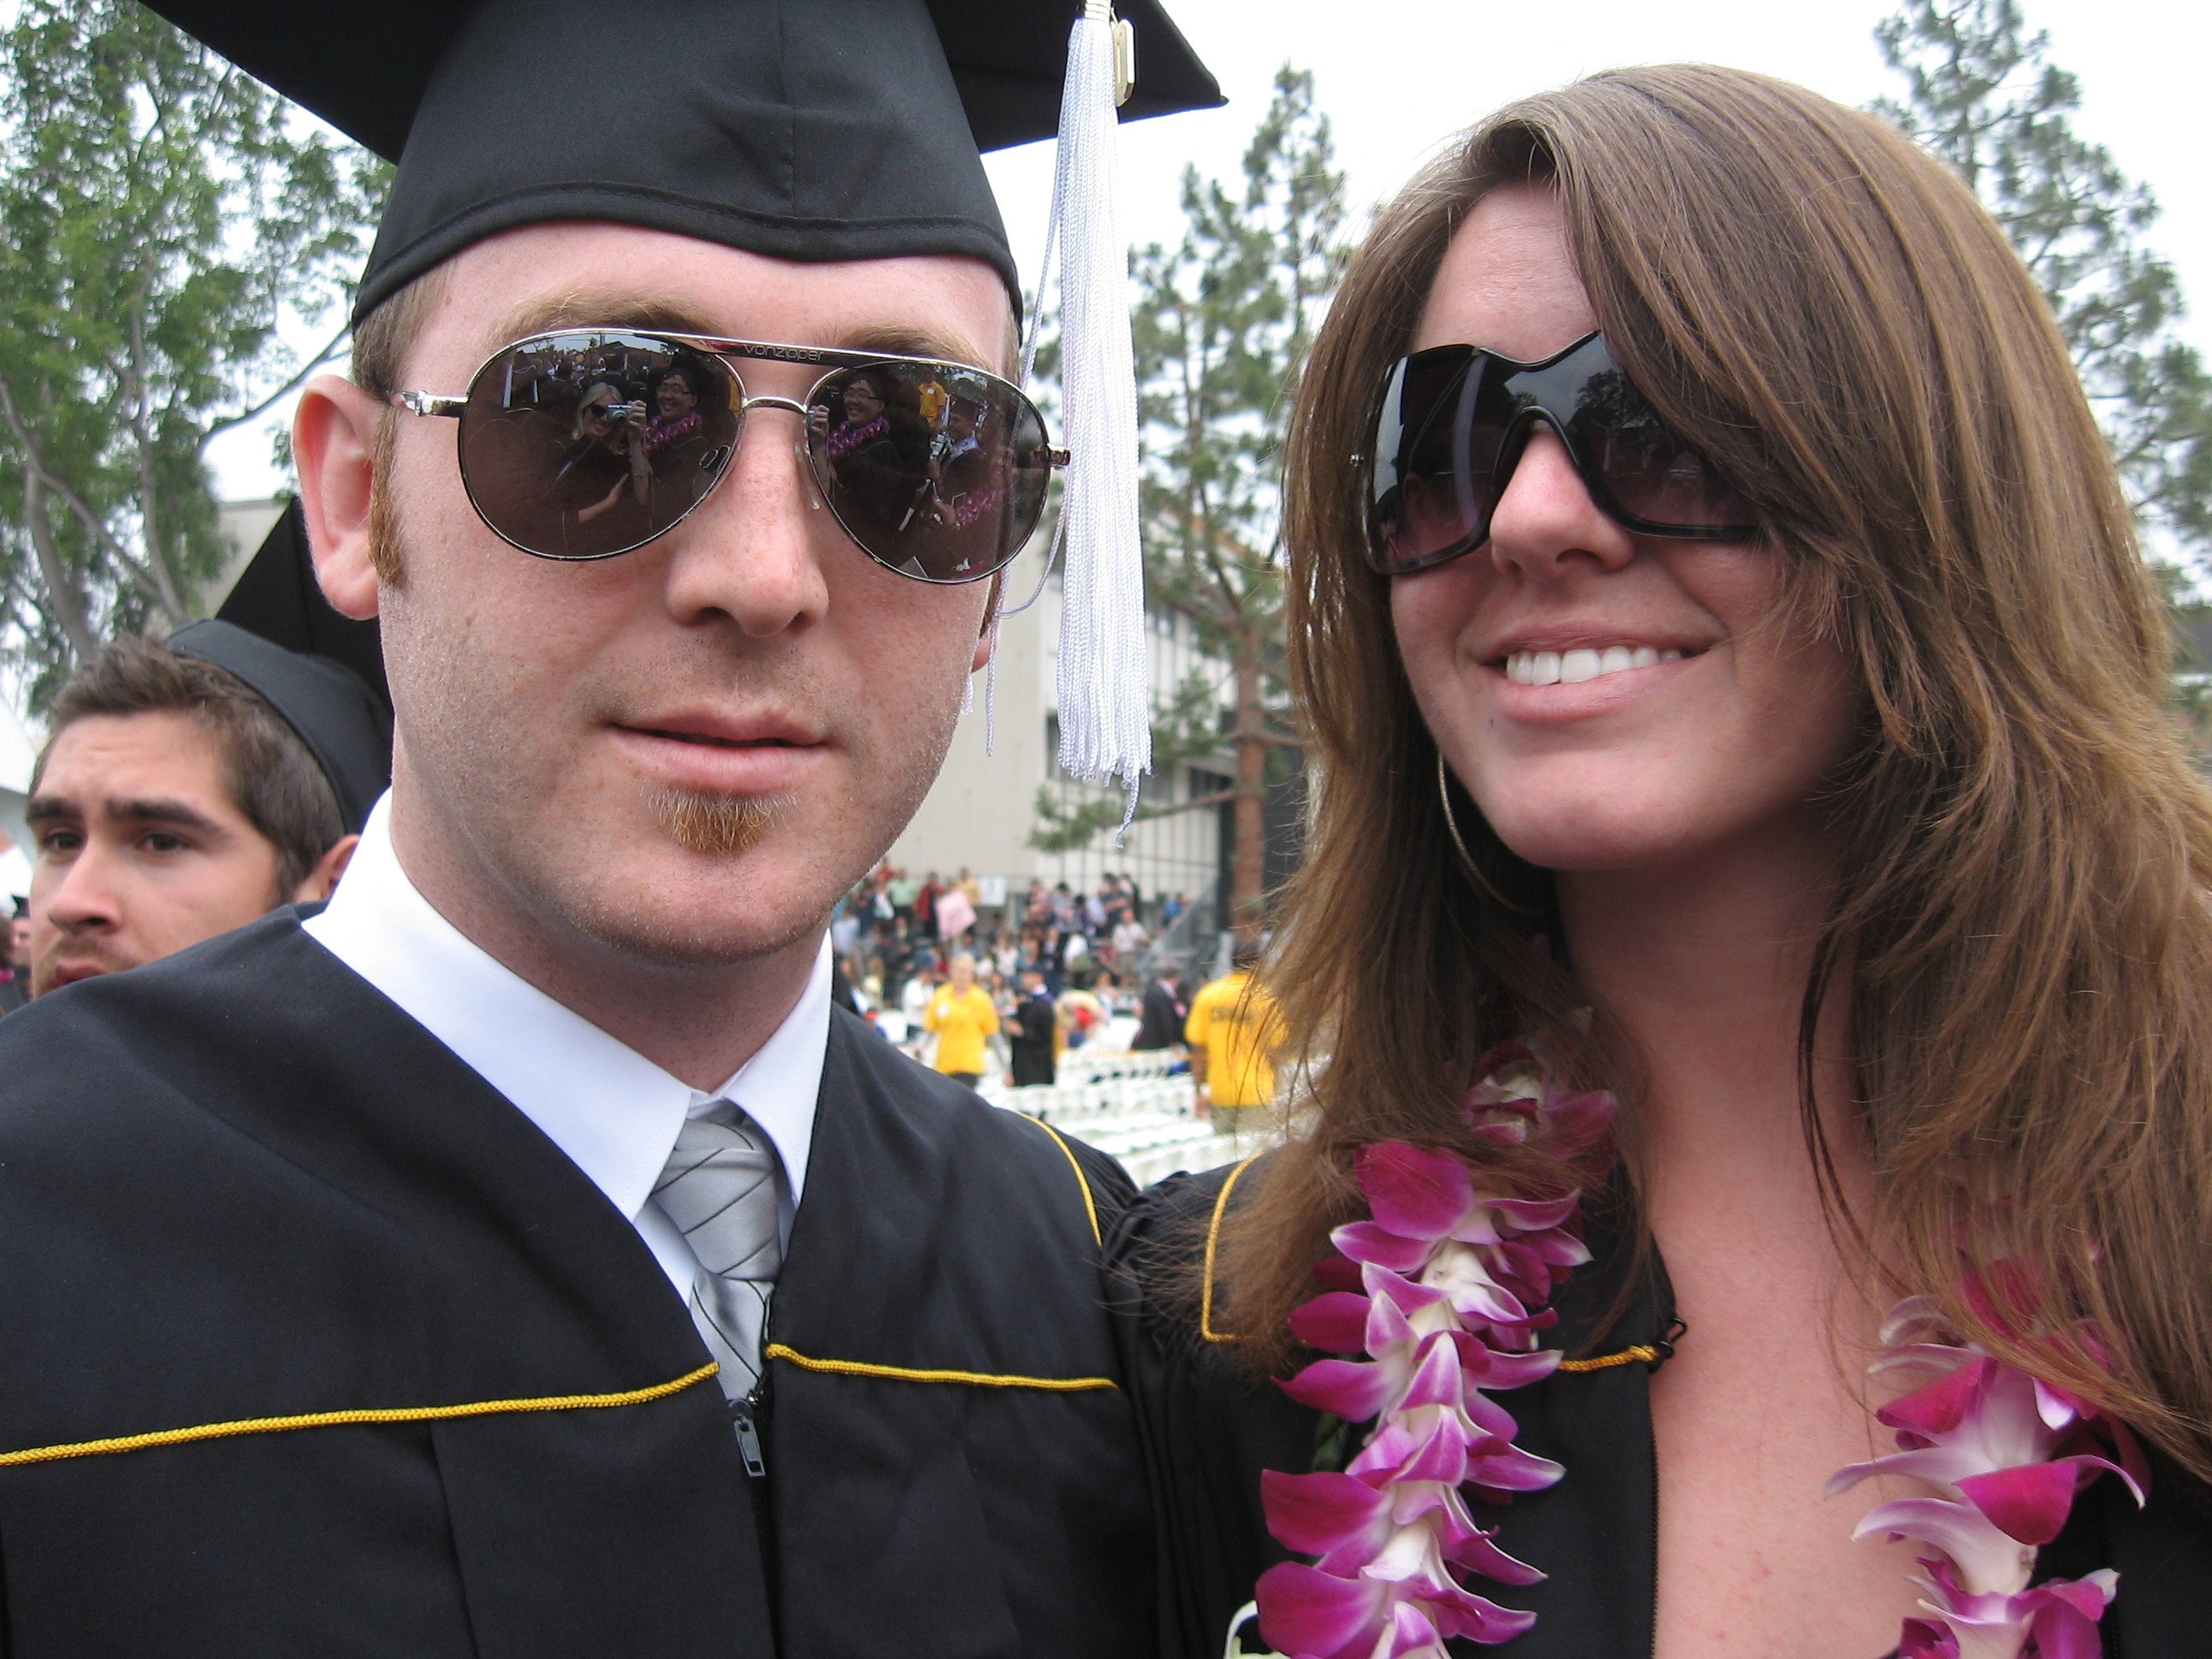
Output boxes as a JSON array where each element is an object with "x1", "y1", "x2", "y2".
[{"x1": 824, "y1": 861, "x2": 1214, "y2": 1089}]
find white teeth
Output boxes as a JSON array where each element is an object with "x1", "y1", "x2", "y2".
[{"x1": 1502, "y1": 644, "x2": 1688, "y2": 685}]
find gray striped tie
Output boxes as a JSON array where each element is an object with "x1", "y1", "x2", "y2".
[{"x1": 651, "y1": 1112, "x2": 782, "y2": 1401}]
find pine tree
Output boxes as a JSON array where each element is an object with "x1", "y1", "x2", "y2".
[{"x1": 1877, "y1": 0, "x2": 2212, "y2": 568}]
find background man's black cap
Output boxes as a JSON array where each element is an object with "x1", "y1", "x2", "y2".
[
  {"x1": 166, "y1": 502, "x2": 395, "y2": 835},
  {"x1": 142, "y1": 0, "x2": 1225, "y2": 323}
]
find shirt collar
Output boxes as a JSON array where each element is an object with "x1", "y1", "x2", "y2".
[{"x1": 301, "y1": 794, "x2": 829, "y2": 1223}]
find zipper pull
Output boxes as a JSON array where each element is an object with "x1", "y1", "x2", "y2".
[{"x1": 728, "y1": 1391, "x2": 767, "y2": 1478}]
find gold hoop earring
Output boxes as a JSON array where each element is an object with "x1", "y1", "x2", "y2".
[{"x1": 1437, "y1": 752, "x2": 1543, "y2": 916}]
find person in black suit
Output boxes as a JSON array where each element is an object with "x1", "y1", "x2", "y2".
[
  {"x1": 1009, "y1": 968, "x2": 1059, "y2": 1087},
  {"x1": 1132, "y1": 967, "x2": 1189, "y2": 1052}
]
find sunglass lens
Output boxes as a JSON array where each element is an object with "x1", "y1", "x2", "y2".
[
  {"x1": 1570, "y1": 376, "x2": 1751, "y2": 532},
  {"x1": 1366, "y1": 349, "x2": 1506, "y2": 573},
  {"x1": 457, "y1": 331, "x2": 738, "y2": 560},
  {"x1": 809, "y1": 364, "x2": 1050, "y2": 582}
]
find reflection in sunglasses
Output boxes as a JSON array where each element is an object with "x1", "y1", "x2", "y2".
[{"x1": 420, "y1": 327, "x2": 1063, "y2": 579}]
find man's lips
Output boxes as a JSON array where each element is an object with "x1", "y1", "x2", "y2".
[
  {"x1": 608, "y1": 716, "x2": 829, "y2": 793},
  {"x1": 43, "y1": 957, "x2": 125, "y2": 989}
]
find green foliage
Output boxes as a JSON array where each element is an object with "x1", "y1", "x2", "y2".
[
  {"x1": 1030, "y1": 65, "x2": 1352, "y2": 862},
  {"x1": 0, "y1": 0, "x2": 387, "y2": 707},
  {"x1": 1876, "y1": 0, "x2": 2212, "y2": 566}
]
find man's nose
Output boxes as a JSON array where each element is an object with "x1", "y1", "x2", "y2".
[
  {"x1": 39, "y1": 844, "x2": 125, "y2": 933},
  {"x1": 660, "y1": 401, "x2": 834, "y2": 637}
]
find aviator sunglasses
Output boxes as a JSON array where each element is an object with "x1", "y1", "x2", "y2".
[
  {"x1": 1359, "y1": 330, "x2": 1759, "y2": 575},
  {"x1": 395, "y1": 329, "x2": 1067, "y2": 582}
]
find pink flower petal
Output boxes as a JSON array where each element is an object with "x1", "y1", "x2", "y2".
[
  {"x1": 1467, "y1": 1441, "x2": 1565, "y2": 1493},
  {"x1": 1332, "y1": 1220, "x2": 1435, "y2": 1273},
  {"x1": 1854, "y1": 1498, "x2": 2034, "y2": 1597},
  {"x1": 1468, "y1": 1342, "x2": 1560, "y2": 1390},
  {"x1": 1357, "y1": 1143, "x2": 1476, "y2": 1242},
  {"x1": 1261, "y1": 1470, "x2": 1392, "y2": 1557},
  {"x1": 1487, "y1": 1196, "x2": 1580, "y2": 1234},
  {"x1": 1254, "y1": 1561, "x2": 1384, "y2": 1659},
  {"x1": 1878, "y1": 1356, "x2": 1989, "y2": 1438},
  {"x1": 1311, "y1": 1254, "x2": 1363, "y2": 1294},
  {"x1": 1428, "y1": 1578, "x2": 1540, "y2": 1644},
  {"x1": 1954, "y1": 1460, "x2": 2081, "y2": 1545},
  {"x1": 1398, "y1": 1338, "x2": 1465, "y2": 1411},
  {"x1": 1282, "y1": 1357, "x2": 1394, "y2": 1422},
  {"x1": 1896, "y1": 1617, "x2": 1959, "y2": 1659},
  {"x1": 1289, "y1": 1291, "x2": 1374, "y2": 1355},
  {"x1": 1447, "y1": 1525, "x2": 1547, "y2": 1588},
  {"x1": 1377, "y1": 1602, "x2": 1450, "y2": 1659}
]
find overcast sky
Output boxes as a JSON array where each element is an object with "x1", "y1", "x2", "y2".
[{"x1": 206, "y1": 0, "x2": 2212, "y2": 499}]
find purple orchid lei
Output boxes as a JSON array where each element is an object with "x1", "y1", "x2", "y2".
[
  {"x1": 1254, "y1": 1045, "x2": 2147, "y2": 1659},
  {"x1": 1830, "y1": 1291, "x2": 2148, "y2": 1659},
  {"x1": 1254, "y1": 1045, "x2": 1615, "y2": 1659}
]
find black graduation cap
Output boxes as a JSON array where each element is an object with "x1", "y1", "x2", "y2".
[
  {"x1": 166, "y1": 501, "x2": 395, "y2": 835},
  {"x1": 142, "y1": 0, "x2": 1225, "y2": 321}
]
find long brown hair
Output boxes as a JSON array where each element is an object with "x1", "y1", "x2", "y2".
[{"x1": 1224, "y1": 64, "x2": 2212, "y2": 1481}]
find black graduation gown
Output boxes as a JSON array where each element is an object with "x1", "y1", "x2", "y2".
[
  {"x1": 0, "y1": 911, "x2": 1152, "y2": 1657},
  {"x1": 1111, "y1": 1157, "x2": 2212, "y2": 1659}
]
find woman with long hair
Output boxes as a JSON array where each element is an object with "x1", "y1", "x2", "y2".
[{"x1": 1115, "y1": 65, "x2": 2212, "y2": 1659}]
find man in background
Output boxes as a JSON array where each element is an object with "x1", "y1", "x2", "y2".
[
  {"x1": 0, "y1": 898, "x2": 28, "y2": 1013},
  {"x1": 1185, "y1": 940, "x2": 1286, "y2": 1136},
  {"x1": 23, "y1": 626, "x2": 384, "y2": 997},
  {"x1": 1132, "y1": 963, "x2": 1188, "y2": 1052},
  {"x1": 1007, "y1": 968, "x2": 1057, "y2": 1088}
]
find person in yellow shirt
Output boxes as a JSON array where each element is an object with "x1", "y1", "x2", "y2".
[
  {"x1": 924, "y1": 951, "x2": 999, "y2": 1088},
  {"x1": 1185, "y1": 940, "x2": 1286, "y2": 1136}
]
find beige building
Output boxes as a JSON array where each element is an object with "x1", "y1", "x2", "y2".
[{"x1": 886, "y1": 566, "x2": 1229, "y2": 917}]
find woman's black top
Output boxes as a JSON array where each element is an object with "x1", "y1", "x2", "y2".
[{"x1": 1109, "y1": 1156, "x2": 2212, "y2": 1659}]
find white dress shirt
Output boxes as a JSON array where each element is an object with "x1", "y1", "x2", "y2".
[{"x1": 302, "y1": 794, "x2": 830, "y2": 1301}]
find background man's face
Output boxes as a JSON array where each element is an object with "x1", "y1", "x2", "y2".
[
  {"x1": 26, "y1": 713, "x2": 284, "y2": 994},
  {"x1": 370, "y1": 224, "x2": 1007, "y2": 969}
]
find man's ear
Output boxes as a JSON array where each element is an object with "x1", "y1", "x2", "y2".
[
  {"x1": 970, "y1": 571, "x2": 1003, "y2": 672},
  {"x1": 294, "y1": 375, "x2": 387, "y2": 622},
  {"x1": 292, "y1": 833, "x2": 361, "y2": 905}
]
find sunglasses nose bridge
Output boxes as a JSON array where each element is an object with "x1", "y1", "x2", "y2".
[
  {"x1": 1489, "y1": 404, "x2": 1563, "y2": 497},
  {"x1": 737, "y1": 393, "x2": 813, "y2": 421},
  {"x1": 718, "y1": 393, "x2": 826, "y2": 511}
]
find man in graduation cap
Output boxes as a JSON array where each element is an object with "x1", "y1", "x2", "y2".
[
  {"x1": 20, "y1": 615, "x2": 389, "y2": 998},
  {"x1": 0, "y1": 3, "x2": 1218, "y2": 1654}
]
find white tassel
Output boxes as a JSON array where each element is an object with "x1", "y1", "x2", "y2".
[{"x1": 1035, "y1": 1, "x2": 1149, "y2": 832}]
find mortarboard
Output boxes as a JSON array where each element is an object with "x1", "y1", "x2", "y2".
[
  {"x1": 167, "y1": 501, "x2": 395, "y2": 835},
  {"x1": 145, "y1": 0, "x2": 1220, "y2": 818},
  {"x1": 142, "y1": 0, "x2": 1223, "y2": 320}
]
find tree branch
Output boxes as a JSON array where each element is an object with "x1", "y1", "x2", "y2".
[
  {"x1": 0, "y1": 368, "x2": 177, "y2": 618},
  {"x1": 199, "y1": 321, "x2": 352, "y2": 449}
]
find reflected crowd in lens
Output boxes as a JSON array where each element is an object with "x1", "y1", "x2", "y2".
[{"x1": 457, "y1": 331, "x2": 1045, "y2": 577}]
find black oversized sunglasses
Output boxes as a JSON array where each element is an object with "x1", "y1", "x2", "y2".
[
  {"x1": 1359, "y1": 330, "x2": 1758, "y2": 575},
  {"x1": 395, "y1": 329, "x2": 1067, "y2": 583}
]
